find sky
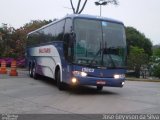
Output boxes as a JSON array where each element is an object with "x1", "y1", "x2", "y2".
[{"x1": 0, "y1": 0, "x2": 160, "y2": 45}]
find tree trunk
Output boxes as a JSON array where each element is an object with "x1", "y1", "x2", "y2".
[
  {"x1": 135, "y1": 67, "x2": 140, "y2": 78},
  {"x1": 70, "y1": 0, "x2": 88, "y2": 14}
]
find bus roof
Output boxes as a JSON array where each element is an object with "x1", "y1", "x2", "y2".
[
  {"x1": 67, "y1": 14, "x2": 123, "y2": 24},
  {"x1": 28, "y1": 14, "x2": 124, "y2": 36}
]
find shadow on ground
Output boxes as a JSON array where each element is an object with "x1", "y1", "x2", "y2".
[{"x1": 32, "y1": 75, "x2": 119, "y2": 96}]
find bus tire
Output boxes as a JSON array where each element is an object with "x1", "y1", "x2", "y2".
[
  {"x1": 32, "y1": 64, "x2": 38, "y2": 80},
  {"x1": 97, "y1": 86, "x2": 103, "y2": 91},
  {"x1": 57, "y1": 70, "x2": 65, "y2": 90},
  {"x1": 29, "y1": 65, "x2": 33, "y2": 78}
]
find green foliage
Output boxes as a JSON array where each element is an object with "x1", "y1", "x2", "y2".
[
  {"x1": 126, "y1": 27, "x2": 153, "y2": 77},
  {"x1": 153, "y1": 47, "x2": 160, "y2": 57},
  {"x1": 127, "y1": 46, "x2": 149, "y2": 77},
  {"x1": 151, "y1": 57, "x2": 160, "y2": 78},
  {"x1": 150, "y1": 47, "x2": 160, "y2": 78},
  {"x1": 126, "y1": 27, "x2": 152, "y2": 56},
  {"x1": 152, "y1": 64, "x2": 160, "y2": 78},
  {"x1": 0, "y1": 24, "x2": 15, "y2": 57}
]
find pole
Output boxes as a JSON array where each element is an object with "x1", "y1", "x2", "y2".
[
  {"x1": 100, "y1": 5, "x2": 102, "y2": 16},
  {"x1": 95, "y1": 0, "x2": 107, "y2": 16}
]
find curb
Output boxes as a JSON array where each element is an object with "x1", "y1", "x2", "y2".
[{"x1": 126, "y1": 78, "x2": 160, "y2": 82}]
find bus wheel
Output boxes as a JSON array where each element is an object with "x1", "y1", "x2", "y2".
[
  {"x1": 29, "y1": 65, "x2": 33, "y2": 78},
  {"x1": 32, "y1": 65, "x2": 38, "y2": 80},
  {"x1": 57, "y1": 70, "x2": 65, "y2": 90},
  {"x1": 97, "y1": 86, "x2": 103, "y2": 91}
]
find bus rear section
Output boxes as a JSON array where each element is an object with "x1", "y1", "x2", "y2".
[{"x1": 26, "y1": 43, "x2": 63, "y2": 80}]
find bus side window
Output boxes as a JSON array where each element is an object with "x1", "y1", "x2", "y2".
[{"x1": 56, "y1": 20, "x2": 65, "y2": 41}]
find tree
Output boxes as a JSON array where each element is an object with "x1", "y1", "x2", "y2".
[
  {"x1": 0, "y1": 20, "x2": 52, "y2": 58},
  {"x1": 150, "y1": 47, "x2": 160, "y2": 78},
  {"x1": 153, "y1": 47, "x2": 160, "y2": 57},
  {"x1": 126, "y1": 27, "x2": 153, "y2": 78},
  {"x1": 70, "y1": 0, "x2": 118, "y2": 14},
  {"x1": 11, "y1": 20, "x2": 52, "y2": 57},
  {"x1": 127, "y1": 46, "x2": 149, "y2": 78},
  {"x1": 152, "y1": 63, "x2": 160, "y2": 78},
  {"x1": 126, "y1": 27, "x2": 152, "y2": 56},
  {"x1": 0, "y1": 24, "x2": 15, "y2": 57}
]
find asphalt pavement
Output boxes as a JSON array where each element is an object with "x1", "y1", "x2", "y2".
[{"x1": 0, "y1": 69, "x2": 160, "y2": 114}]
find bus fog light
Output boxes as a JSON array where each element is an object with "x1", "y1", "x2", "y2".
[
  {"x1": 122, "y1": 82, "x2": 125, "y2": 85},
  {"x1": 72, "y1": 78, "x2": 77, "y2": 84}
]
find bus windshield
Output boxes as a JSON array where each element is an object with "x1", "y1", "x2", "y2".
[{"x1": 73, "y1": 18, "x2": 126, "y2": 68}]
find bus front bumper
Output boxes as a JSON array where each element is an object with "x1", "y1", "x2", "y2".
[{"x1": 70, "y1": 76, "x2": 125, "y2": 87}]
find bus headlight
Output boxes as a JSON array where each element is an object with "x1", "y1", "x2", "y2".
[
  {"x1": 72, "y1": 71, "x2": 87, "y2": 77},
  {"x1": 114, "y1": 74, "x2": 125, "y2": 79}
]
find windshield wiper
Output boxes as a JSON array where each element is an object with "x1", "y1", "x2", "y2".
[
  {"x1": 106, "y1": 52, "x2": 116, "y2": 68},
  {"x1": 89, "y1": 48, "x2": 116, "y2": 68},
  {"x1": 88, "y1": 48, "x2": 102, "y2": 67}
]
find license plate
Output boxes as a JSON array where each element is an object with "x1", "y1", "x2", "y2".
[{"x1": 96, "y1": 81, "x2": 106, "y2": 85}]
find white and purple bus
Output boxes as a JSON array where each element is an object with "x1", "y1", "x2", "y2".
[{"x1": 26, "y1": 14, "x2": 127, "y2": 91}]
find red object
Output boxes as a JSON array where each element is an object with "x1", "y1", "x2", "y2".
[
  {"x1": 9, "y1": 60, "x2": 18, "y2": 76},
  {"x1": 0, "y1": 60, "x2": 7, "y2": 74}
]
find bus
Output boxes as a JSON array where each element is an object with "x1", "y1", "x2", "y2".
[{"x1": 26, "y1": 14, "x2": 127, "y2": 91}]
